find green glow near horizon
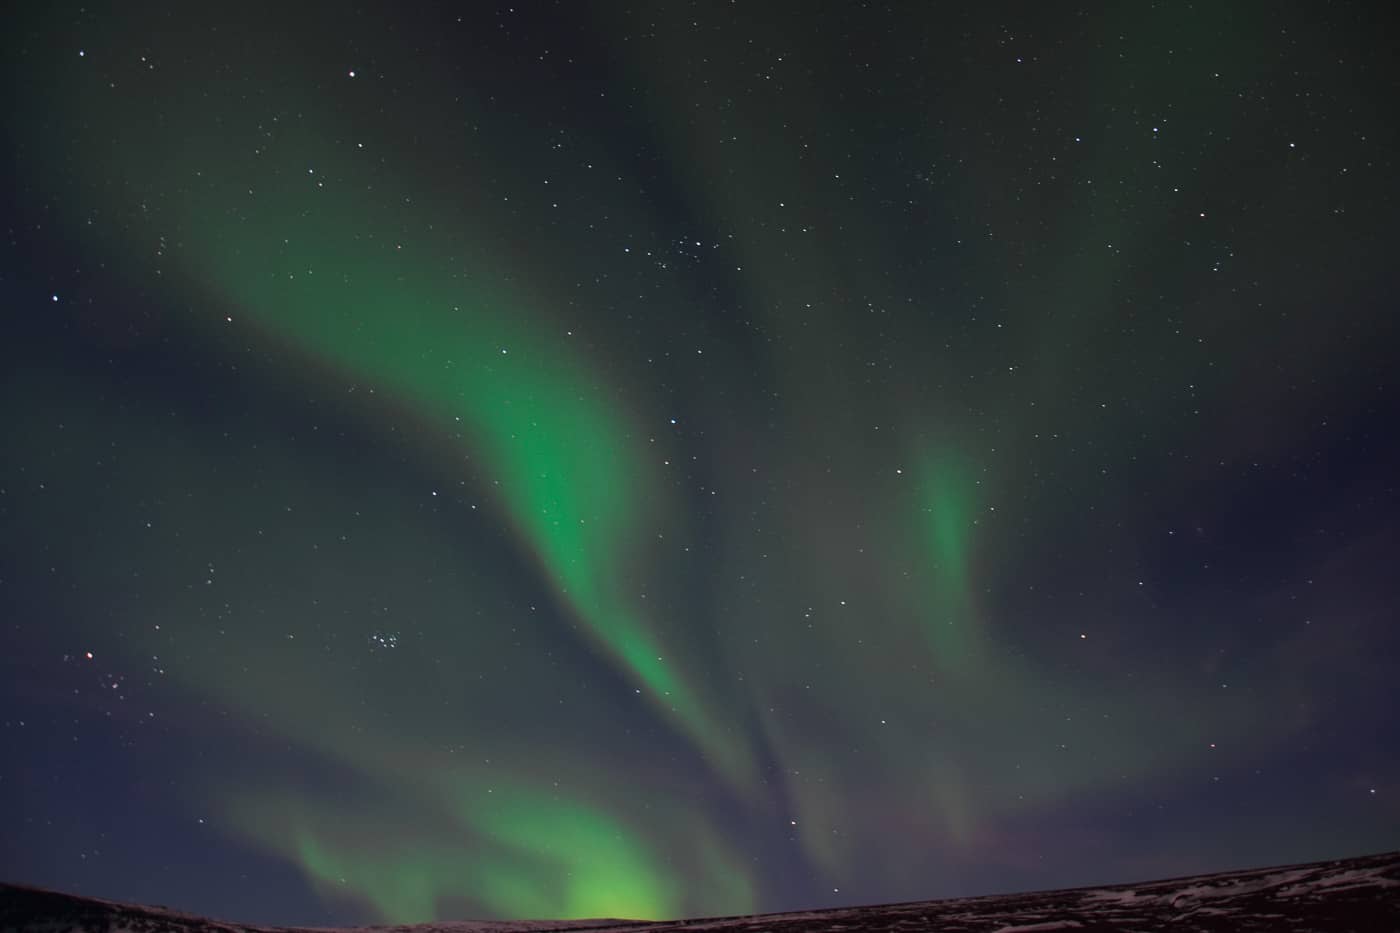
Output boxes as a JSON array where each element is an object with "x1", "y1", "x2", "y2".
[
  {"x1": 13, "y1": 38, "x2": 760, "y2": 916},
  {"x1": 270, "y1": 796, "x2": 685, "y2": 921},
  {"x1": 183, "y1": 191, "x2": 755, "y2": 913},
  {"x1": 8, "y1": 4, "x2": 1318, "y2": 921}
]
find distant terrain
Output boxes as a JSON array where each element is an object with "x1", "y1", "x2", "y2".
[{"x1": 4, "y1": 850, "x2": 1399, "y2": 933}]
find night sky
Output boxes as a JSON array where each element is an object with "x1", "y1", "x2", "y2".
[{"x1": 3, "y1": 0, "x2": 1399, "y2": 926}]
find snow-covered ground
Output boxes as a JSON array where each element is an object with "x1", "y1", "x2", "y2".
[{"x1": 4, "y1": 849, "x2": 1399, "y2": 933}]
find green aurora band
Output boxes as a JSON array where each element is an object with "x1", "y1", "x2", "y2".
[{"x1": 7, "y1": 3, "x2": 1321, "y2": 921}]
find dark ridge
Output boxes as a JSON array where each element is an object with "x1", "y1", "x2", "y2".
[{"x1": 5, "y1": 849, "x2": 1400, "y2": 933}]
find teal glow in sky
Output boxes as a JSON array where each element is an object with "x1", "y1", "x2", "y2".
[{"x1": 3, "y1": 1, "x2": 1398, "y2": 925}]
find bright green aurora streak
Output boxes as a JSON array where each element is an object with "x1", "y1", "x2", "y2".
[{"x1": 8, "y1": 2, "x2": 1340, "y2": 922}]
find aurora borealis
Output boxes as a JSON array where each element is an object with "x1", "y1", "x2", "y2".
[{"x1": 3, "y1": 0, "x2": 1399, "y2": 925}]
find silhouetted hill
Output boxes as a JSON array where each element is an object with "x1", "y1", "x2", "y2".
[{"x1": 5, "y1": 849, "x2": 1399, "y2": 932}]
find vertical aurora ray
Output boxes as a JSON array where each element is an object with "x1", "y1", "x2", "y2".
[{"x1": 913, "y1": 452, "x2": 981, "y2": 671}]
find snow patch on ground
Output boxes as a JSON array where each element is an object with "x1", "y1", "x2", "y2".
[{"x1": 5, "y1": 850, "x2": 1399, "y2": 933}]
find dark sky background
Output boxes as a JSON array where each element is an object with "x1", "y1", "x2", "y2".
[{"x1": 3, "y1": 0, "x2": 1399, "y2": 925}]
